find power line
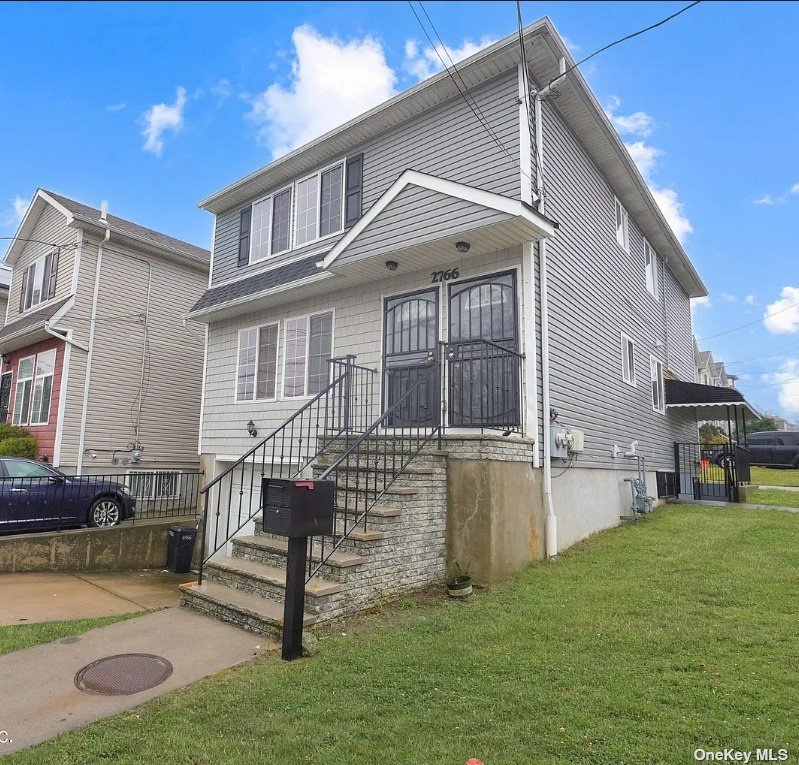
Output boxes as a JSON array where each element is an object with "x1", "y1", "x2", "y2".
[
  {"x1": 725, "y1": 343, "x2": 799, "y2": 367},
  {"x1": 544, "y1": 1, "x2": 702, "y2": 91},
  {"x1": 697, "y1": 301, "x2": 799, "y2": 342}
]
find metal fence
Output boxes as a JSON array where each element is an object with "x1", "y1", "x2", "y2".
[{"x1": 0, "y1": 469, "x2": 201, "y2": 534}]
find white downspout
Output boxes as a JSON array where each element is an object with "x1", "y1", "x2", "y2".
[
  {"x1": 535, "y1": 55, "x2": 566, "y2": 559},
  {"x1": 76, "y1": 215, "x2": 109, "y2": 474}
]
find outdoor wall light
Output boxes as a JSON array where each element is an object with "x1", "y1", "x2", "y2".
[
  {"x1": 455, "y1": 241, "x2": 470, "y2": 253},
  {"x1": 385, "y1": 260, "x2": 399, "y2": 271},
  {"x1": 247, "y1": 419, "x2": 258, "y2": 438}
]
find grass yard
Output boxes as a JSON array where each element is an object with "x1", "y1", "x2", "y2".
[
  {"x1": 0, "y1": 615, "x2": 132, "y2": 657},
  {"x1": 750, "y1": 466, "x2": 799, "y2": 488},
  {"x1": 8, "y1": 505, "x2": 799, "y2": 765},
  {"x1": 745, "y1": 488, "x2": 799, "y2": 508}
]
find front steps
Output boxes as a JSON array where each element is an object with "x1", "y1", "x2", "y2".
[{"x1": 181, "y1": 444, "x2": 448, "y2": 637}]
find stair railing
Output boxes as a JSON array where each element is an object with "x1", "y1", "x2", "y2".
[
  {"x1": 196, "y1": 356, "x2": 376, "y2": 583},
  {"x1": 307, "y1": 359, "x2": 444, "y2": 580}
]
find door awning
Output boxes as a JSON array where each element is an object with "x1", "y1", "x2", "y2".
[{"x1": 665, "y1": 379, "x2": 761, "y2": 420}]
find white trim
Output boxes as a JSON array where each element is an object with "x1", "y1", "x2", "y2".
[
  {"x1": 234, "y1": 321, "x2": 281, "y2": 404},
  {"x1": 650, "y1": 354, "x2": 665, "y2": 415},
  {"x1": 520, "y1": 241, "x2": 539, "y2": 459},
  {"x1": 517, "y1": 63, "x2": 533, "y2": 205},
  {"x1": 70, "y1": 229, "x2": 83, "y2": 296},
  {"x1": 644, "y1": 239, "x2": 659, "y2": 300},
  {"x1": 28, "y1": 348, "x2": 56, "y2": 426},
  {"x1": 614, "y1": 196, "x2": 630, "y2": 254},
  {"x1": 292, "y1": 160, "x2": 346, "y2": 250},
  {"x1": 280, "y1": 309, "x2": 335, "y2": 400},
  {"x1": 208, "y1": 215, "x2": 216, "y2": 288},
  {"x1": 621, "y1": 332, "x2": 636, "y2": 387},
  {"x1": 249, "y1": 183, "x2": 294, "y2": 265},
  {"x1": 320, "y1": 170, "x2": 556, "y2": 269},
  {"x1": 198, "y1": 324, "x2": 208, "y2": 455},
  {"x1": 12, "y1": 354, "x2": 36, "y2": 426},
  {"x1": 53, "y1": 333, "x2": 71, "y2": 467}
]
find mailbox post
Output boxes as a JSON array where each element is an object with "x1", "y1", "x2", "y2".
[{"x1": 262, "y1": 477, "x2": 335, "y2": 661}]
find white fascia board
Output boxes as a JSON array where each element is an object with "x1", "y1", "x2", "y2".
[{"x1": 321, "y1": 170, "x2": 556, "y2": 269}]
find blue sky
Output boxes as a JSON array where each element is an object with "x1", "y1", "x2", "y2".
[{"x1": 1, "y1": 1, "x2": 798, "y2": 419}]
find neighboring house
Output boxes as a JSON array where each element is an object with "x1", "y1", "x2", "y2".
[
  {"x1": 0, "y1": 266, "x2": 10, "y2": 329},
  {"x1": 0, "y1": 190, "x2": 209, "y2": 476},
  {"x1": 182, "y1": 19, "x2": 712, "y2": 632},
  {"x1": 772, "y1": 415, "x2": 796, "y2": 431},
  {"x1": 694, "y1": 337, "x2": 736, "y2": 389}
]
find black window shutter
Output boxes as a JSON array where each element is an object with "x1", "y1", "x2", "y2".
[
  {"x1": 344, "y1": 153, "x2": 363, "y2": 228},
  {"x1": 19, "y1": 268, "x2": 28, "y2": 312},
  {"x1": 238, "y1": 207, "x2": 252, "y2": 267},
  {"x1": 48, "y1": 249, "x2": 59, "y2": 298}
]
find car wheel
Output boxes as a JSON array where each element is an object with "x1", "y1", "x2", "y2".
[{"x1": 88, "y1": 497, "x2": 122, "y2": 527}]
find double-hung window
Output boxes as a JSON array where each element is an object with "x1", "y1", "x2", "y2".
[
  {"x1": 249, "y1": 187, "x2": 293, "y2": 263},
  {"x1": 12, "y1": 356, "x2": 35, "y2": 425},
  {"x1": 283, "y1": 311, "x2": 333, "y2": 398},
  {"x1": 644, "y1": 240, "x2": 658, "y2": 298},
  {"x1": 614, "y1": 197, "x2": 629, "y2": 253},
  {"x1": 21, "y1": 251, "x2": 58, "y2": 311},
  {"x1": 30, "y1": 349, "x2": 55, "y2": 425},
  {"x1": 236, "y1": 323, "x2": 279, "y2": 402},
  {"x1": 650, "y1": 355, "x2": 665, "y2": 414},
  {"x1": 621, "y1": 334, "x2": 636, "y2": 386},
  {"x1": 294, "y1": 164, "x2": 345, "y2": 247}
]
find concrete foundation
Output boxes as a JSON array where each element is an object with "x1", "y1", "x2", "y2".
[{"x1": 0, "y1": 517, "x2": 197, "y2": 573}]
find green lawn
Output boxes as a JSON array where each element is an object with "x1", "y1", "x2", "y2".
[
  {"x1": 0, "y1": 615, "x2": 132, "y2": 657},
  {"x1": 750, "y1": 466, "x2": 799, "y2": 488},
  {"x1": 745, "y1": 488, "x2": 799, "y2": 508},
  {"x1": 8, "y1": 505, "x2": 799, "y2": 765}
]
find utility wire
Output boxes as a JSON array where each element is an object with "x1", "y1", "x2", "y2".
[
  {"x1": 697, "y1": 300, "x2": 799, "y2": 342},
  {"x1": 725, "y1": 343, "x2": 799, "y2": 367},
  {"x1": 543, "y1": 1, "x2": 702, "y2": 91}
]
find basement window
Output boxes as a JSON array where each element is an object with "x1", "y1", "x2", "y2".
[{"x1": 127, "y1": 470, "x2": 181, "y2": 500}]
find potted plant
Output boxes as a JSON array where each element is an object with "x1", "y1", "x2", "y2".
[{"x1": 446, "y1": 561, "x2": 472, "y2": 598}]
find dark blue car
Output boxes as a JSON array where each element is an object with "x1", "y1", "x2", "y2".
[{"x1": 0, "y1": 458, "x2": 136, "y2": 533}]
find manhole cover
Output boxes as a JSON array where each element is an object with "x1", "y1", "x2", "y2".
[{"x1": 75, "y1": 653, "x2": 173, "y2": 696}]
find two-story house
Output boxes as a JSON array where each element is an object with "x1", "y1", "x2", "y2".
[
  {"x1": 181, "y1": 18, "x2": 709, "y2": 635},
  {"x1": 0, "y1": 190, "x2": 209, "y2": 485}
]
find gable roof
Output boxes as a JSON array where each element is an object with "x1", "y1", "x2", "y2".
[
  {"x1": 0, "y1": 296, "x2": 72, "y2": 353},
  {"x1": 4, "y1": 190, "x2": 210, "y2": 268},
  {"x1": 198, "y1": 16, "x2": 705, "y2": 299}
]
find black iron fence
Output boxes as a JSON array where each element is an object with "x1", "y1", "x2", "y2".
[
  {"x1": 0, "y1": 469, "x2": 200, "y2": 533},
  {"x1": 674, "y1": 442, "x2": 750, "y2": 502}
]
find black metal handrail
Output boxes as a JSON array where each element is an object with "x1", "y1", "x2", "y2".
[
  {"x1": 197, "y1": 356, "x2": 376, "y2": 582},
  {"x1": 444, "y1": 337, "x2": 524, "y2": 434},
  {"x1": 307, "y1": 365, "x2": 443, "y2": 580}
]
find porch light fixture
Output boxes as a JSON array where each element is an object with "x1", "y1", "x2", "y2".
[
  {"x1": 455, "y1": 241, "x2": 470, "y2": 253},
  {"x1": 246, "y1": 419, "x2": 258, "y2": 438},
  {"x1": 385, "y1": 260, "x2": 399, "y2": 271}
]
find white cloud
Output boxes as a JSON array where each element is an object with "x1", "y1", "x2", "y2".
[
  {"x1": 403, "y1": 36, "x2": 497, "y2": 81},
  {"x1": 211, "y1": 79, "x2": 231, "y2": 100},
  {"x1": 721, "y1": 293, "x2": 738, "y2": 303},
  {"x1": 141, "y1": 86, "x2": 187, "y2": 156},
  {"x1": 604, "y1": 96, "x2": 655, "y2": 138},
  {"x1": 763, "y1": 359, "x2": 799, "y2": 414},
  {"x1": 745, "y1": 295, "x2": 756, "y2": 306},
  {"x1": 753, "y1": 182, "x2": 799, "y2": 206},
  {"x1": 692, "y1": 295, "x2": 712, "y2": 310},
  {"x1": 561, "y1": 36, "x2": 581, "y2": 55},
  {"x1": 791, "y1": 183, "x2": 799, "y2": 195},
  {"x1": 625, "y1": 140, "x2": 662, "y2": 178},
  {"x1": 106, "y1": 102, "x2": 127, "y2": 112},
  {"x1": 753, "y1": 194, "x2": 776, "y2": 206},
  {"x1": 764, "y1": 286, "x2": 799, "y2": 334},
  {"x1": 247, "y1": 25, "x2": 396, "y2": 157},
  {"x1": 2, "y1": 196, "x2": 27, "y2": 228}
]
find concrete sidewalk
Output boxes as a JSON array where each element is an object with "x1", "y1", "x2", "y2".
[
  {"x1": 0, "y1": 570, "x2": 194, "y2": 626},
  {"x1": 0, "y1": 608, "x2": 272, "y2": 755}
]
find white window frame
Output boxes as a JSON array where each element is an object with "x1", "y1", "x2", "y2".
[
  {"x1": 126, "y1": 470, "x2": 182, "y2": 500},
  {"x1": 29, "y1": 348, "x2": 56, "y2": 426},
  {"x1": 621, "y1": 333, "x2": 636, "y2": 387},
  {"x1": 12, "y1": 355, "x2": 35, "y2": 425},
  {"x1": 614, "y1": 197, "x2": 630, "y2": 253},
  {"x1": 644, "y1": 239, "x2": 658, "y2": 299},
  {"x1": 281, "y1": 310, "x2": 335, "y2": 400},
  {"x1": 248, "y1": 184, "x2": 294, "y2": 264},
  {"x1": 293, "y1": 161, "x2": 346, "y2": 250},
  {"x1": 650, "y1": 355, "x2": 665, "y2": 414},
  {"x1": 235, "y1": 322, "x2": 280, "y2": 403},
  {"x1": 23, "y1": 255, "x2": 48, "y2": 312}
]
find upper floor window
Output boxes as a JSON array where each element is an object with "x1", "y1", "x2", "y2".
[
  {"x1": 650, "y1": 355, "x2": 665, "y2": 414},
  {"x1": 21, "y1": 251, "x2": 58, "y2": 312},
  {"x1": 621, "y1": 333, "x2": 636, "y2": 387},
  {"x1": 614, "y1": 197, "x2": 629, "y2": 253},
  {"x1": 236, "y1": 323, "x2": 279, "y2": 402},
  {"x1": 283, "y1": 311, "x2": 333, "y2": 398},
  {"x1": 250, "y1": 187, "x2": 293, "y2": 263},
  {"x1": 644, "y1": 240, "x2": 658, "y2": 298}
]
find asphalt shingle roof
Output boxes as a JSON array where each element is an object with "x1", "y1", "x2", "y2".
[
  {"x1": 0, "y1": 296, "x2": 71, "y2": 343},
  {"x1": 44, "y1": 190, "x2": 210, "y2": 265},
  {"x1": 190, "y1": 255, "x2": 323, "y2": 313}
]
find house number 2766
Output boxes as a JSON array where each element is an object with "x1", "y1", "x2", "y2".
[{"x1": 430, "y1": 268, "x2": 460, "y2": 284}]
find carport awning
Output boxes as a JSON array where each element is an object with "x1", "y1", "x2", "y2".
[{"x1": 665, "y1": 379, "x2": 761, "y2": 420}]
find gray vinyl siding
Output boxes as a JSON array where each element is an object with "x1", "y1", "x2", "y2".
[
  {"x1": 201, "y1": 247, "x2": 525, "y2": 459},
  {"x1": 210, "y1": 69, "x2": 521, "y2": 286},
  {"x1": 0, "y1": 291, "x2": 8, "y2": 327},
  {"x1": 6, "y1": 205, "x2": 77, "y2": 322},
  {"x1": 536, "y1": 98, "x2": 696, "y2": 471},
  {"x1": 338, "y1": 185, "x2": 510, "y2": 266},
  {"x1": 55, "y1": 234, "x2": 207, "y2": 469}
]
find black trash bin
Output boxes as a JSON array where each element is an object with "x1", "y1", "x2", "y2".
[{"x1": 166, "y1": 525, "x2": 196, "y2": 574}]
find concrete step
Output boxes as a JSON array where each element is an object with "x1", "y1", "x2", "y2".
[
  {"x1": 180, "y1": 580, "x2": 316, "y2": 638},
  {"x1": 320, "y1": 435, "x2": 449, "y2": 459},
  {"x1": 203, "y1": 556, "x2": 341, "y2": 616},
  {"x1": 232, "y1": 534, "x2": 367, "y2": 577},
  {"x1": 313, "y1": 459, "x2": 438, "y2": 476}
]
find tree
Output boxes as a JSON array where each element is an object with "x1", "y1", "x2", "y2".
[
  {"x1": 746, "y1": 416, "x2": 779, "y2": 434},
  {"x1": 699, "y1": 423, "x2": 727, "y2": 444}
]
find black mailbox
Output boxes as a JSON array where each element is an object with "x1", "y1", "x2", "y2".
[{"x1": 262, "y1": 478, "x2": 335, "y2": 537}]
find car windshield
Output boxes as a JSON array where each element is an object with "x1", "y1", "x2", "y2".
[{"x1": 2, "y1": 460, "x2": 60, "y2": 479}]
